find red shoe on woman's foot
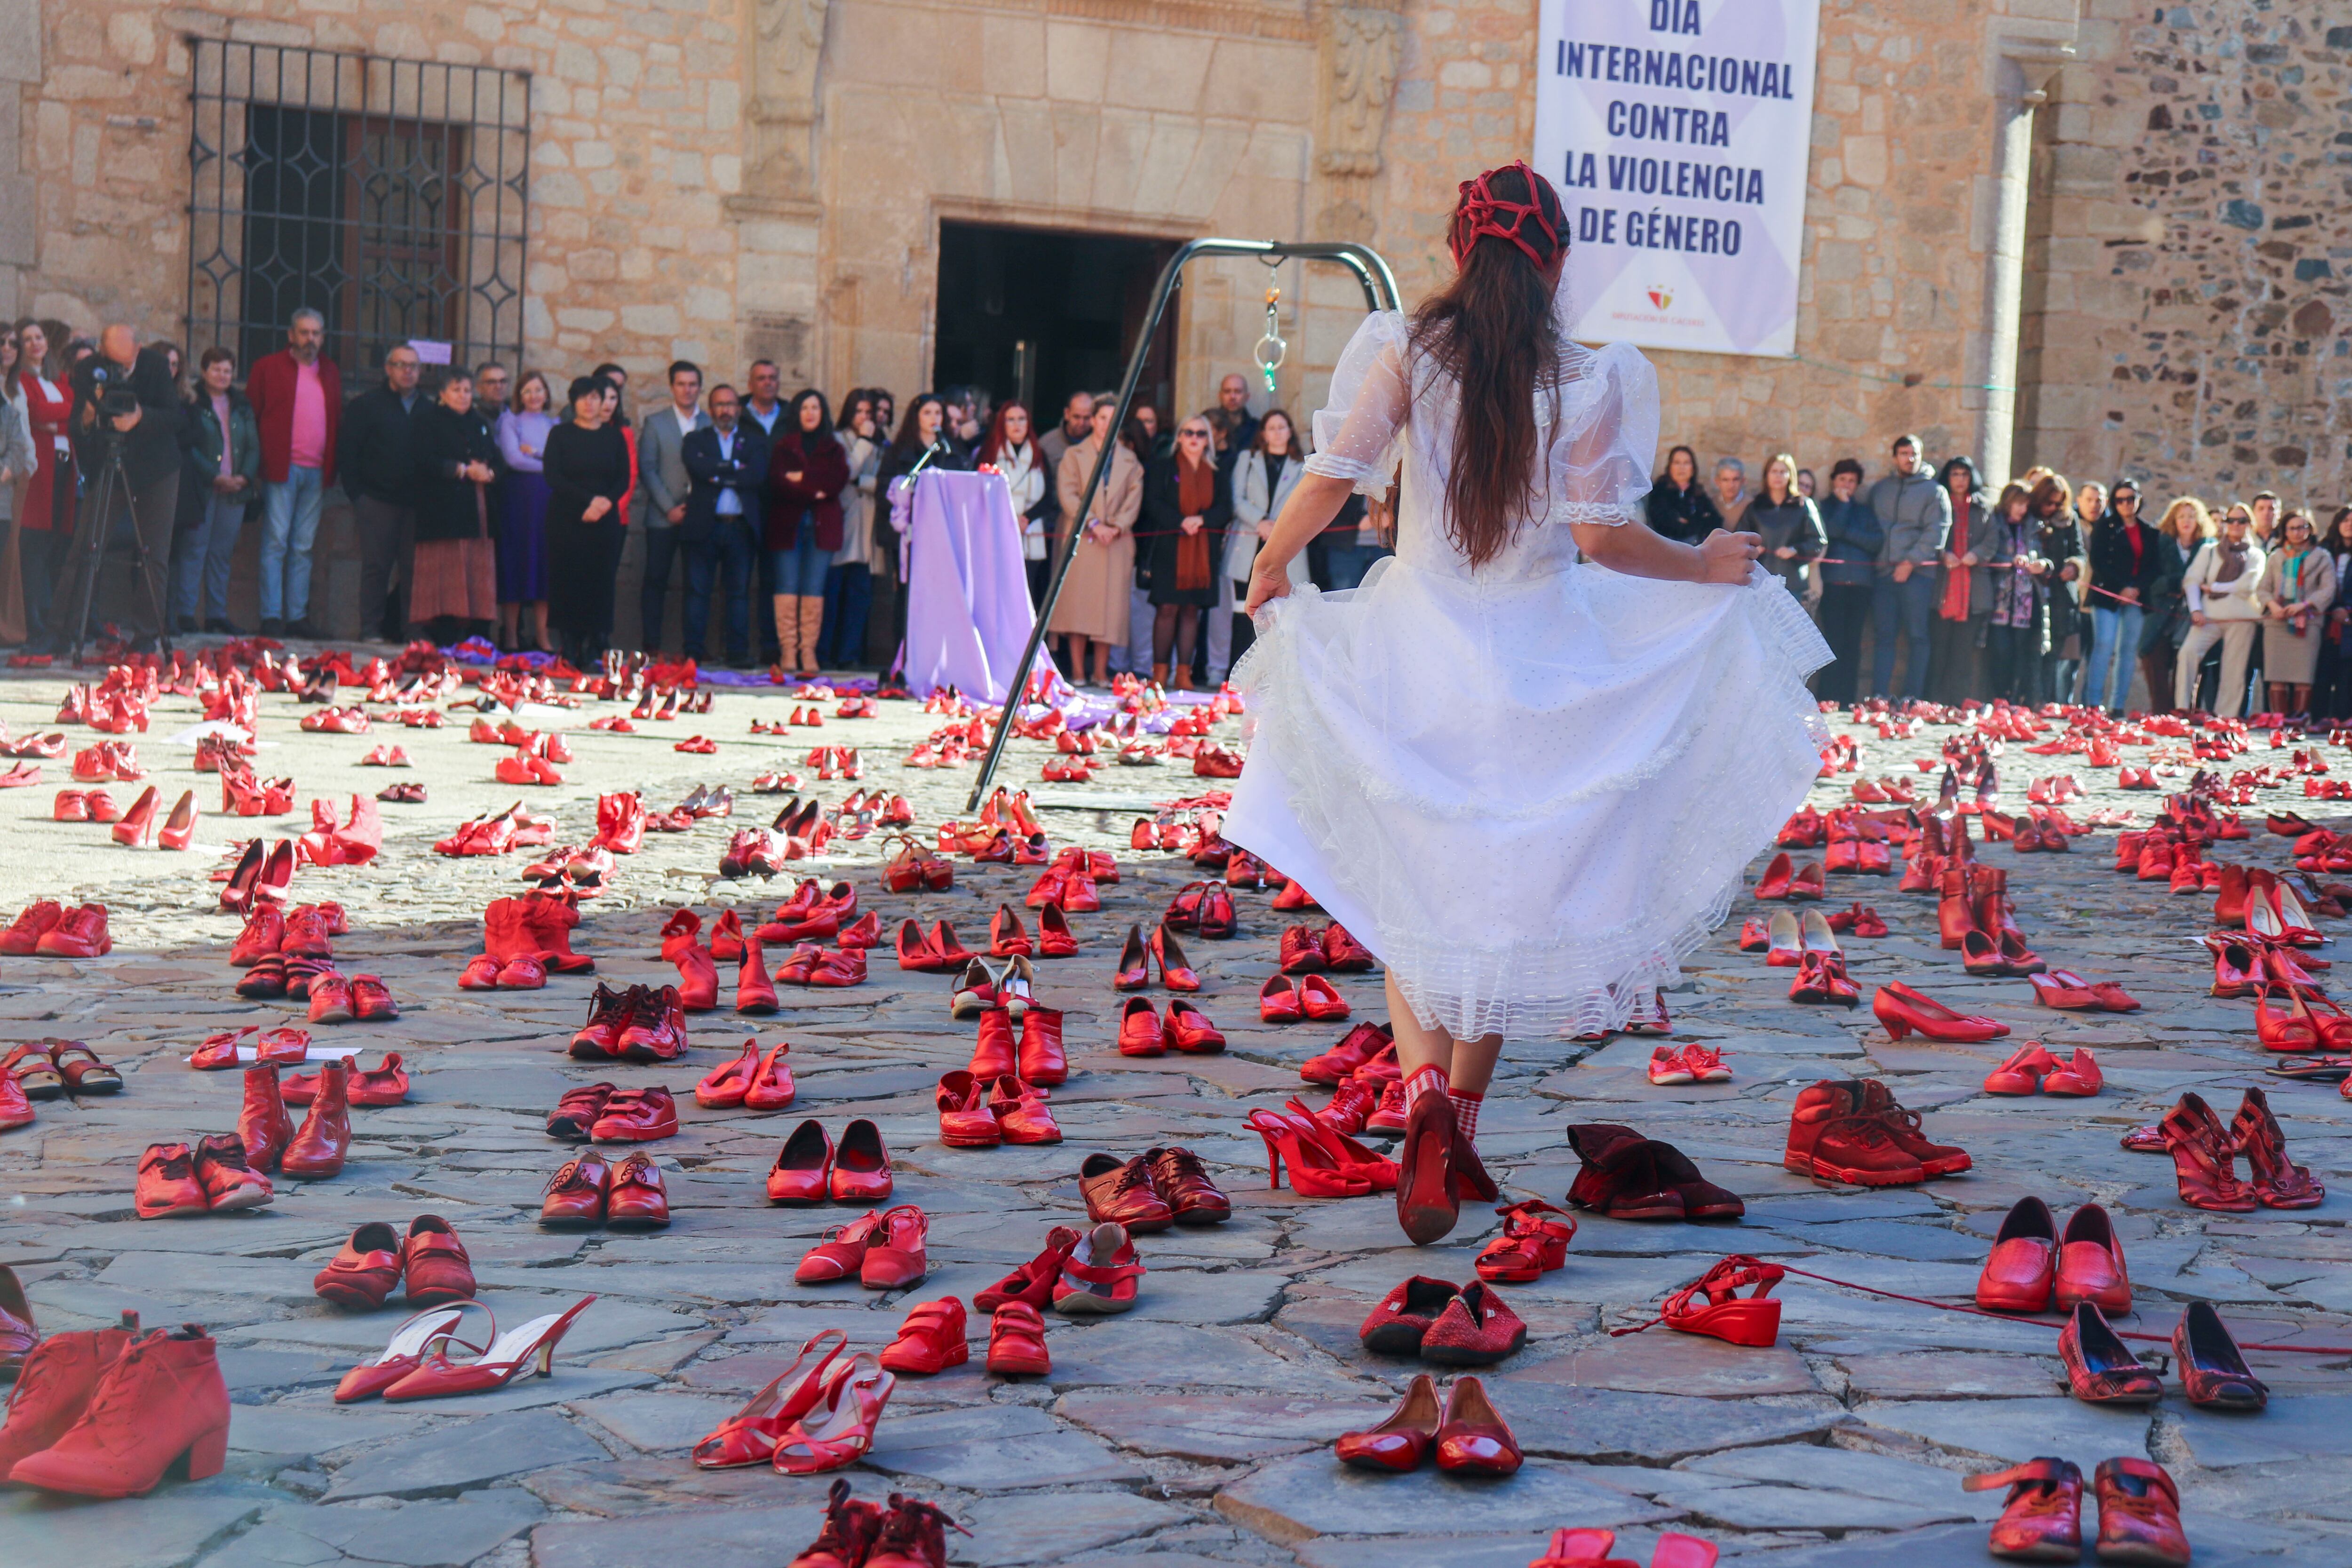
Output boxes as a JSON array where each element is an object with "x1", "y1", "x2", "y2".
[{"x1": 1395, "y1": 1083, "x2": 1461, "y2": 1245}]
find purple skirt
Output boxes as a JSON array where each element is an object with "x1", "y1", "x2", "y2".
[{"x1": 498, "y1": 471, "x2": 552, "y2": 602}]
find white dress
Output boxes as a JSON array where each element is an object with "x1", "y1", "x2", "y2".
[{"x1": 1225, "y1": 304, "x2": 1831, "y2": 1041}]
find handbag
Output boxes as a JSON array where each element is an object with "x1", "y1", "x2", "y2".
[{"x1": 1175, "y1": 530, "x2": 1211, "y2": 592}]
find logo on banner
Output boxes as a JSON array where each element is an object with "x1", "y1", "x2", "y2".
[{"x1": 1646, "y1": 286, "x2": 1673, "y2": 310}]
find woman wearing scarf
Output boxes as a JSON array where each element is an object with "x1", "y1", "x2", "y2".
[
  {"x1": 1982, "y1": 480, "x2": 2050, "y2": 702},
  {"x1": 2255, "y1": 510, "x2": 2336, "y2": 717},
  {"x1": 2175, "y1": 505, "x2": 2264, "y2": 716},
  {"x1": 1926, "y1": 458, "x2": 1999, "y2": 705},
  {"x1": 1137, "y1": 413, "x2": 1228, "y2": 690}
]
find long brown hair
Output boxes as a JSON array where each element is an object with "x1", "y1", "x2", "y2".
[{"x1": 1409, "y1": 164, "x2": 1566, "y2": 570}]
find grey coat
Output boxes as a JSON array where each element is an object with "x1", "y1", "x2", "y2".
[
  {"x1": 635, "y1": 405, "x2": 711, "y2": 528},
  {"x1": 1867, "y1": 470, "x2": 1952, "y2": 574},
  {"x1": 0, "y1": 394, "x2": 32, "y2": 525}
]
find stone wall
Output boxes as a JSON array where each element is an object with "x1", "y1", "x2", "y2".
[{"x1": 2018, "y1": 0, "x2": 2352, "y2": 512}]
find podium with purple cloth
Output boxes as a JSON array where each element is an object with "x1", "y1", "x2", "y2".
[{"x1": 889, "y1": 468, "x2": 1037, "y2": 703}]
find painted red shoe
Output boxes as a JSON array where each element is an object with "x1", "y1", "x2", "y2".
[
  {"x1": 1963, "y1": 1458, "x2": 2084, "y2": 1561},
  {"x1": 1117, "y1": 996, "x2": 1165, "y2": 1056},
  {"x1": 314, "y1": 1222, "x2": 405, "y2": 1309},
  {"x1": 6, "y1": 1324, "x2": 230, "y2": 1497},
  {"x1": 831, "y1": 1118, "x2": 893, "y2": 1203}
]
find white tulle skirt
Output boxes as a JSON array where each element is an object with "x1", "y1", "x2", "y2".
[{"x1": 1226, "y1": 557, "x2": 1831, "y2": 1041}]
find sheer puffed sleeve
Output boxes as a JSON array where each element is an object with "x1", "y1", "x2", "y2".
[
  {"x1": 1542, "y1": 342, "x2": 1659, "y2": 527},
  {"x1": 1302, "y1": 311, "x2": 1409, "y2": 496}
]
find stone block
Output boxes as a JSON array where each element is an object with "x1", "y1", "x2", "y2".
[
  {"x1": 321, "y1": 1409, "x2": 607, "y2": 1500},
  {"x1": 1217, "y1": 1452, "x2": 1671, "y2": 1544}
]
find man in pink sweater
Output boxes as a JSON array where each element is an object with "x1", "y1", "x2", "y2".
[{"x1": 243, "y1": 309, "x2": 342, "y2": 637}]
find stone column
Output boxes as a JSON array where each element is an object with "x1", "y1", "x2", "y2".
[
  {"x1": 727, "y1": 0, "x2": 828, "y2": 390},
  {"x1": 0, "y1": 0, "x2": 41, "y2": 319},
  {"x1": 1975, "y1": 37, "x2": 2076, "y2": 484}
]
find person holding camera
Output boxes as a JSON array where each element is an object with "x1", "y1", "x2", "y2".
[{"x1": 44, "y1": 325, "x2": 183, "y2": 653}]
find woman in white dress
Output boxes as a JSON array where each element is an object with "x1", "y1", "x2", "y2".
[{"x1": 1230, "y1": 163, "x2": 1829, "y2": 1244}]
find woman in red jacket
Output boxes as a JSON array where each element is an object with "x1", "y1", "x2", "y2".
[
  {"x1": 10, "y1": 320, "x2": 76, "y2": 645},
  {"x1": 768, "y1": 389, "x2": 849, "y2": 678}
]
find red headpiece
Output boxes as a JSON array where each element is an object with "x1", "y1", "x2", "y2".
[{"x1": 1446, "y1": 161, "x2": 1562, "y2": 270}]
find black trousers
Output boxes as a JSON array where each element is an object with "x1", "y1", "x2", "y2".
[
  {"x1": 1983, "y1": 623, "x2": 2040, "y2": 704},
  {"x1": 1816, "y1": 584, "x2": 1872, "y2": 703},
  {"x1": 48, "y1": 469, "x2": 177, "y2": 648}
]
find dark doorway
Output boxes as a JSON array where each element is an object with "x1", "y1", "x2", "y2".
[{"x1": 934, "y1": 221, "x2": 1180, "y2": 428}]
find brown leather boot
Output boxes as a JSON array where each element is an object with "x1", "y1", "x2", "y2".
[
  {"x1": 281, "y1": 1059, "x2": 351, "y2": 1180},
  {"x1": 238, "y1": 1064, "x2": 294, "y2": 1172}
]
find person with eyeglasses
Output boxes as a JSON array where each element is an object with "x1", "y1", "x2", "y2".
[
  {"x1": 2140, "y1": 496, "x2": 2211, "y2": 711},
  {"x1": 2256, "y1": 509, "x2": 2335, "y2": 717},
  {"x1": 2175, "y1": 505, "x2": 2265, "y2": 716},
  {"x1": 1136, "y1": 415, "x2": 1230, "y2": 691},
  {"x1": 2081, "y1": 478, "x2": 2159, "y2": 713}
]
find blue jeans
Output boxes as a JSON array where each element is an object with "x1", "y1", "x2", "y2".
[
  {"x1": 1871, "y1": 572, "x2": 1938, "y2": 697},
  {"x1": 769, "y1": 529, "x2": 828, "y2": 596},
  {"x1": 2081, "y1": 602, "x2": 2144, "y2": 712},
  {"x1": 1319, "y1": 541, "x2": 1391, "y2": 591},
  {"x1": 682, "y1": 516, "x2": 757, "y2": 661},
  {"x1": 173, "y1": 492, "x2": 247, "y2": 624},
  {"x1": 818, "y1": 562, "x2": 873, "y2": 668},
  {"x1": 259, "y1": 466, "x2": 323, "y2": 623}
]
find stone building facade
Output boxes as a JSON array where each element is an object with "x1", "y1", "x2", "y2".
[{"x1": 0, "y1": 0, "x2": 2341, "y2": 635}]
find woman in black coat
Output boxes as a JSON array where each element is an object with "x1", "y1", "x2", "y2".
[
  {"x1": 406, "y1": 370, "x2": 501, "y2": 639},
  {"x1": 1643, "y1": 445, "x2": 1722, "y2": 543},
  {"x1": 543, "y1": 374, "x2": 633, "y2": 665},
  {"x1": 1137, "y1": 413, "x2": 1229, "y2": 690}
]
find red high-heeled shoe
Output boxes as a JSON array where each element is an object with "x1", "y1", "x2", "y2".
[
  {"x1": 156, "y1": 790, "x2": 197, "y2": 851},
  {"x1": 110, "y1": 785, "x2": 160, "y2": 848},
  {"x1": 1280, "y1": 1099, "x2": 1397, "y2": 1190},
  {"x1": 1753, "y1": 852, "x2": 1794, "y2": 899},
  {"x1": 381, "y1": 1296, "x2": 596, "y2": 1400},
  {"x1": 769, "y1": 1353, "x2": 896, "y2": 1474},
  {"x1": 1660, "y1": 1254, "x2": 1785, "y2": 1346},
  {"x1": 1149, "y1": 923, "x2": 1200, "y2": 991},
  {"x1": 2158, "y1": 1093, "x2": 2258, "y2": 1213},
  {"x1": 1870, "y1": 980, "x2": 2009, "y2": 1042},
  {"x1": 1244, "y1": 1108, "x2": 1370, "y2": 1197},
  {"x1": 692, "y1": 1329, "x2": 849, "y2": 1467}
]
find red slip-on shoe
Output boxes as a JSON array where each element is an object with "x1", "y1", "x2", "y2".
[
  {"x1": 1432, "y1": 1375, "x2": 1521, "y2": 1477},
  {"x1": 987, "y1": 1075, "x2": 1063, "y2": 1144},
  {"x1": 696, "y1": 1040, "x2": 762, "y2": 1108},
  {"x1": 830, "y1": 1118, "x2": 894, "y2": 1203},
  {"x1": 314, "y1": 1222, "x2": 405, "y2": 1309},
  {"x1": 1116, "y1": 996, "x2": 1165, "y2": 1056},
  {"x1": 1163, "y1": 999, "x2": 1226, "y2": 1054},
  {"x1": 401, "y1": 1215, "x2": 476, "y2": 1304},
  {"x1": 2058, "y1": 1300, "x2": 2164, "y2": 1405},
  {"x1": 256, "y1": 1026, "x2": 311, "y2": 1067},
  {"x1": 1298, "y1": 975, "x2": 1351, "y2": 1021},
  {"x1": 767, "y1": 1119, "x2": 834, "y2": 1205},
  {"x1": 1417, "y1": 1280, "x2": 1527, "y2": 1366},
  {"x1": 1034, "y1": 904, "x2": 1078, "y2": 958},
  {"x1": 1336, "y1": 1372, "x2": 1442, "y2": 1472},
  {"x1": 878, "y1": 1296, "x2": 969, "y2": 1376},
  {"x1": 1258, "y1": 976, "x2": 1302, "y2": 1024},
  {"x1": 591, "y1": 1086, "x2": 680, "y2": 1143},
  {"x1": 744, "y1": 1041, "x2": 796, "y2": 1110},
  {"x1": 1754, "y1": 851, "x2": 1794, "y2": 899},
  {"x1": 2053, "y1": 1202, "x2": 2130, "y2": 1314},
  {"x1": 2042, "y1": 1047, "x2": 2101, "y2": 1096},
  {"x1": 1974, "y1": 1195, "x2": 2058, "y2": 1312},
  {"x1": 1983, "y1": 1041, "x2": 2060, "y2": 1096}
]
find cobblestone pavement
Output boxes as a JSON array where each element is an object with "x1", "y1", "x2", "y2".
[{"x1": 1, "y1": 666, "x2": 2348, "y2": 1568}]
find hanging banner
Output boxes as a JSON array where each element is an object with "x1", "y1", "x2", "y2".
[{"x1": 1534, "y1": 0, "x2": 1820, "y2": 358}]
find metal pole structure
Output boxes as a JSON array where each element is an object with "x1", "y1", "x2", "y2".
[{"x1": 964, "y1": 239, "x2": 1401, "y2": 812}]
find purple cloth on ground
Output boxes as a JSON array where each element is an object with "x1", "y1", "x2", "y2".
[{"x1": 897, "y1": 470, "x2": 1037, "y2": 704}]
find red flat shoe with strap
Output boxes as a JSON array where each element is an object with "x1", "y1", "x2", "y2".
[{"x1": 1963, "y1": 1457, "x2": 2084, "y2": 1562}]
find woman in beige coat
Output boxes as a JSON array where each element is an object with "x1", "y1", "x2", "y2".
[
  {"x1": 1049, "y1": 397, "x2": 1143, "y2": 685},
  {"x1": 2256, "y1": 509, "x2": 2336, "y2": 716}
]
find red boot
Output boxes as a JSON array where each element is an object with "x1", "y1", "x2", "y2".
[
  {"x1": 0, "y1": 1312, "x2": 138, "y2": 1480},
  {"x1": 238, "y1": 1064, "x2": 294, "y2": 1173},
  {"x1": 661, "y1": 910, "x2": 720, "y2": 1011},
  {"x1": 8, "y1": 1325, "x2": 230, "y2": 1497},
  {"x1": 523, "y1": 891, "x2": 594, "y2": 973},
  {"x1": 281, "y1": 1059, "x2": 351, "y2": 1180},
  {"x1": 738, "y1": 937, "x2": 780, "y2": 1014}
]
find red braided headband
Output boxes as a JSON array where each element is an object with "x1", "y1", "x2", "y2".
[{"x1": 1446, "y1": 160, "x2": 1562, "y2": 269}]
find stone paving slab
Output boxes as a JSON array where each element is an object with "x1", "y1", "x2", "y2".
[{"x1": 4, "y1": 671, "x2": 2352, "y2": 1562}]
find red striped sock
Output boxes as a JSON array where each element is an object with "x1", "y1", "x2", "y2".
[
  {"x1": 1448, "y1": 1088, "x2": 1484, "y2": 1141},
  {"x1": 1403, "y1": 1064, "x2": 1449, "y2": 1114}
]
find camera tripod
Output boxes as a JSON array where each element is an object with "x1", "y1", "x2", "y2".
[{"x1": 61, "y1": 434, "x2": 174, "y2": 663}]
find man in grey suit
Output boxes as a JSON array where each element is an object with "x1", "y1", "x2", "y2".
[{"x1": 636, "y1": 359, "x2": 709, "y2": 654}]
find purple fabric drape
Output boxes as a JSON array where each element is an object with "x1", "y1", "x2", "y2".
[{"x1": 894, "y1": 470, "x2": 1037, "y2": 702}]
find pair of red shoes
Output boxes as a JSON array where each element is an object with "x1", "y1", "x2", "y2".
[
  {"x1": 1112, "y1": 923, "x2": 1199, "y2": 991},
  {"x1": 433, "y1": 802, "x2": 555, "y2": 857},
  {"x1": 696, "y1": 1040, "x2": 796, "y2": 1109},
  {"x1": 937, "y1": 1070, "x2": 1059, "y2": 1145},
  {"x1": 1117, "y1": 995, "x2": 1224, "y2": 1055},
  {"x1": 970, "y1": 1006, "x2": 1066, "y2": 1082},
  {"x1": 1260, "y1": 974, "x2": 1349, "y2": 1022},
  {"x1": 306, "y1": 971, "x2": 399, "y2": 1025},
  {"x1": 539, "y1": 1149, "x2": 669, "y2": 1227},
  {"x1": 1967, "y1": 1457, "x2": 2189, "y2": 1565},
  {"x1": 1985, "y1": 1041, "x2": 2102, "y2": 1096},
  {"x1": 569, "y1": 983, "x2": 689, "y2": 1061},
  {"x1": 237, "y1": 1059, "x2": 355, "y2": 1180},
  {"x1": 1337, "y1": 1372, "x2": 1520, "y2": 1476},
  {"x1": 52, "y1": 787, "x2": 123, "y2": 822},
  {"x1": 1, "y1": 900, "x2": 111, "y2": 957},
  {"x1": 298, "y1": 705, "x2": 370, "y2": 734},
  {"x1": 1752, "y1": 852, "x2": 1826, "y2": 900},
  {"x1": 988, "y1": 902, "x2": 1076, "y2": 958},
  {"x1": 1976, "y1": 1195, "x2": 2128, "y2": 1312},
  {"x1": 314, "y1": 1217, "x2": 475, "y2": 1309},
  {"x1": 0, "y1": 1319, "x2": 230, "y2": 1498},
  {"x1": 1165, "y1": 879, "x2": 1238, "y2": 938},
  {"x1": 495, "y1": 741, "x2": 566, "y2": 785},
  {"x1": 547, "y1": 1083, "x2": 678, "y2": 1143},
  {"x1": 70, "y1": 740, "x2": 142, "y2": 782},
  {"x1": 796, "y1": 1206, "x2": 928, "y2": 1289},
  {"x1": 220, "y1": 764, "x2": 295, "y2": 817},
  {"x1": 590, "y1": 790, "x2": 647, "y2": 853},
  {"x1": 461, "y1": 893, "x2": 595, "y2": 989},
  {"x1": 1278, "y1": 922, "x2": 1376, "y2": 973},
  {"x1": 767, "y1": 1118, "x2": 893, "y2": 1204},
  {"x1": 232, "y1": 900, "x2": 344, "y2": 967},
  {"x1": 1783, "y1": 1077, "x2": 1970, "y2": 1187},
  {"x1": 894, "y1": 918, "x2": 974, "y2": 974},
  {"x1": 104, "y1": 786, "x2": 198, "y2": 850},
  {"x1": 357, "y1": 744, "x2": 411, "y2": 766},
  {"x1": 1359, "y1": 1274, "x2": 1528, "y2": 1364}
]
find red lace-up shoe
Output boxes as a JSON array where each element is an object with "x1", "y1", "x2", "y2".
[
  {"x1": 135, "y1": 1143, "x2": 209, "y2": 1219},
  {"x1": 7, "y1": 1324, "x2": 230, "y2": 1497}
]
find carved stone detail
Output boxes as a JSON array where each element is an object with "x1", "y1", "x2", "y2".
[
  {"x1": 738, "y1": 0, "x2": 829, "y2": 212},
  {"x1": 1317, "y1": 5, "x2": 1398, "y2": 180}
]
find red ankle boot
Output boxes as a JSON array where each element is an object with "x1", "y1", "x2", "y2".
[
  {"x1": 738, "y1": 937, "x2": 780, "y2": 1014},
  {"x1": 238, "y1": 1064, "x2": 294, "y2": 1172},
  {"x1": 662, "y1": 911, "x2": 720, "y2": 1011},
  {"x1": 8, "y1": 1324, "x2": 230, "y2": 1497},
  {"x1": 281, "y1": 1060, "x2": 351, "y2": 1180},
  {"x1": 523, "y1": 891, "x2": 594, "y2": 972},
  {"x1": 0, "y1": 1312, "x2": 138, "y2": 1480}
]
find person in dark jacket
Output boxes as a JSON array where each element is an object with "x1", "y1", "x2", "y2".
[
  {"x1": 336, "y1": 344, "x2": 424, "y2": 640},
  {"x1": 405, "y1": 369, "x2": 501, "y2": 640},
  {"x1": 1139, "y1": 413, "x2": 1230, "y2": 691},
  {"x1": 2036, "y1": 475, "x2": 2088, "y2": 703},
  {"x1": 768, "y1": 389, "x2": 850, "y2": 678},
  {"x1": 47, "y1": 325, "x2": 183, "y2": 653},
  {"x1": 544, "y1": 375, "x2": 633, "y2": 666},
  {"x1": 1925, "y1": 458, "x2": 1998, "y2": 707},
  {"x1": 2081, "y1": 477, "x2": 2160, "y2": 713},
  {"x1": 1867, "y1": 434, "x2": 1951, "y2": 698},
  {"x1": 1813, "y1": 457, "x2": 1882, "y2": 703},
  {"x1": 1643, "y1": 444, "x2": 1722, "y2": 544},
  {"x1": 174, "y1": 346, "x2": 260, "y2": 635},
  {"x1": 680, "y1": 384, "x2": 770, "y2": 668},
  {"x1": 2141, "y1": 496, "x2": 2209, "y2": 712},
  {"x1": 1746, "y1": 452, "x2": 1826, "y2": 597}
]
